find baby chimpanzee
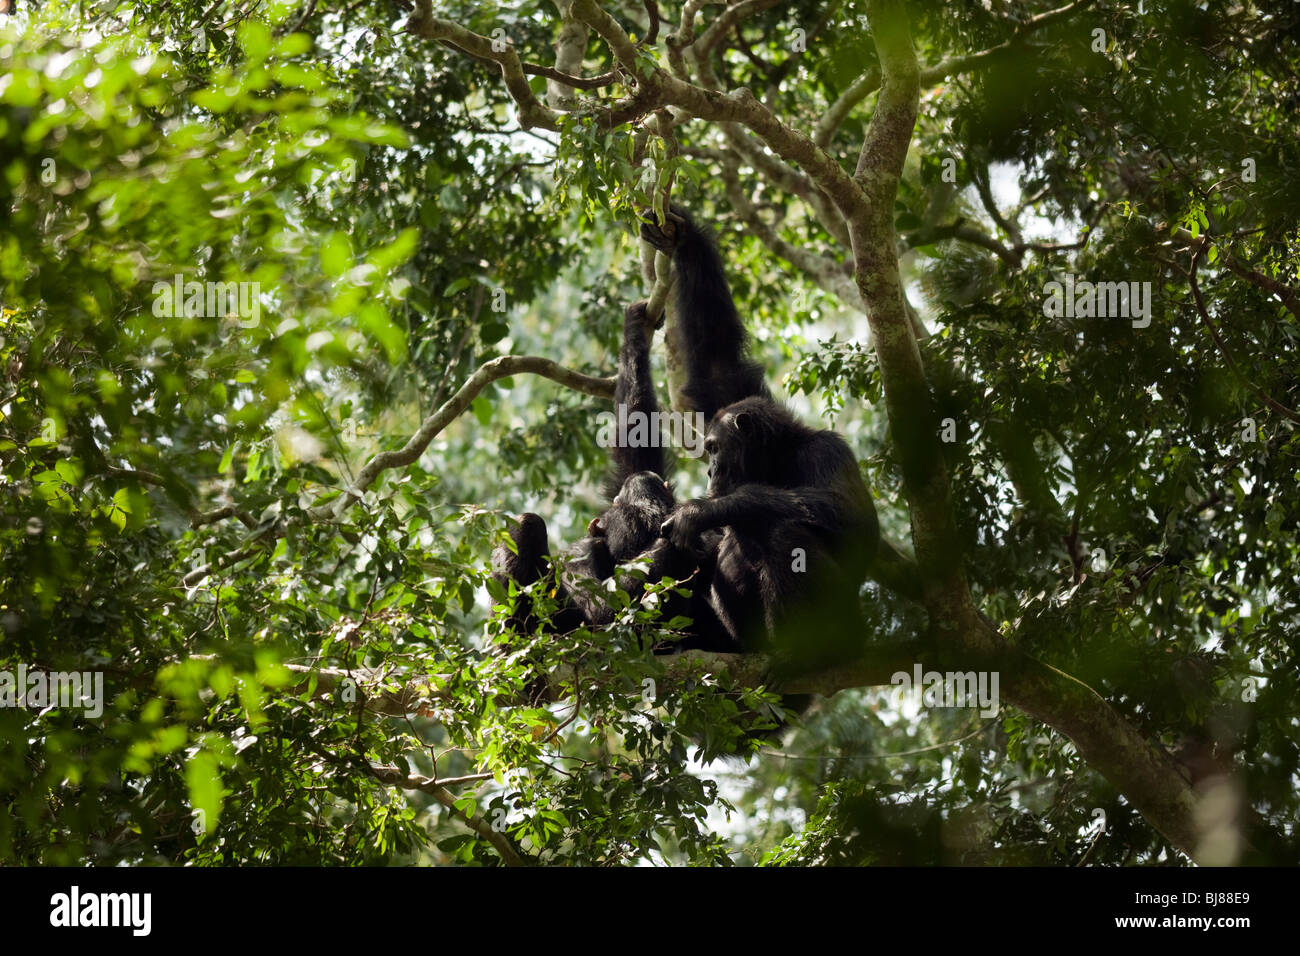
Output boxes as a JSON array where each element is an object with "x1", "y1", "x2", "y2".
[{"x1": 492, "y1": 301, "x2": 717, "y2": 637}]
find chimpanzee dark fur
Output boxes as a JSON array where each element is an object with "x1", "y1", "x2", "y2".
[
  {"x1": 492, "y1": 301, "x2": 712, "y2": 635},
  {"x1": 643, "y1": 205, "x2": 879, "y2": 671},
  {"x1": 496, "y1": 202, "x2": 879, "y2": 708},
  {"x1": 641, "y1": 207, "x2": 770, "y2": 421}
]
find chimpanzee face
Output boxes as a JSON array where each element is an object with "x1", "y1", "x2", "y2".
[
  {"x1": 705, "y1": 402, "x2": 766, "y2": 496},
  {"x1": 588, "y1": 471, "x2": 674, "y2": 561}
]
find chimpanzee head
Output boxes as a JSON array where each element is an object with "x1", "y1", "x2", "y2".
[
  {"x1": 705, "y1": 397, "x2": 781, "y2": 496},
  {"x1": 567, "y1": 532, "x2": 615, "y2": 581},
  {"x1": 496, "y1": 512, "x2": 551, "y2": 584},
  {"x1": 587, "y1": 470, "x2": 674, "y2": 561}
]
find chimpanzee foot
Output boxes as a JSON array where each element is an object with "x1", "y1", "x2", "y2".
[{"x1": 639, "y1": 207, "x2": 686, "y2": 253}]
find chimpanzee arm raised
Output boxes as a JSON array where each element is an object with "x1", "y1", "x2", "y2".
[
  {"x1": 609, "y1": 301, "x2": 665, "y2": 487},
  {"x1": 641, "y1": 206, "x2": 769, "y2": 420}
]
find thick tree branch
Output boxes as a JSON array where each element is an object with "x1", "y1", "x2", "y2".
[
  {"x1": 919, "y1": 0, "x2": 1095, "y2": 87},
  {"x1": 673, "y1": 0, "x2": 709, "y2": 47},
  {"x1": 270, "y1": 642, "x2": 924, "y2": 717},
  {"x1": 262, "y1": 632, "x2": 1211, "y2": 861},
  {"x1": 838, "y1": 1, "x2": 1216, "y2": 859},
  {"x1": 415, "y1": 0, "x2": 869, "y2": 223},
  {"x1": 275, "y1": 625, "x2": 1211, "y2": 859},
  {"x1": 718, "y1": 162, "x2": 858, "y2": 304},
  {"x1": 687, "y1": 27, "x2": 849, "y2": 248},
  {"x1": 408, "y1": 2, "x2": 561, "y2": 130},
  {"x1": 813, "y1": 0, "x2": 1093, "y2": 148},
  {"x1": 640, "y1": 0, "x2": 661, "y2": 47},
  {"x1": 849, "y1": 0, "x2": 969, "y2": 608},
  {"x1": 904, "y1": 220, "x2": 1023, "y2": 267},
  {"x1": 310, "y1": 356, "x2": 615, "y2": 521},
  {"x1": 570, "y1": 0, "x2": 642, "y2": 76},
  {"x1": 548, "y1": 1, "x2": 591, "y2": 112},
  {"x1": 814, "y1": 67, "x2": 881, "y2": 148},
  {"x1": 181, "y1": 357, "x2": 614, "y2": 586},
  {"x1": 665, "y1": 0, "x2": 709, "y2": 80},
  {"x1": 993, "y1": 633, "x2": 1201, "y2": 860},
  {"x1": 694, "y1": 0, "x2": 783, "y2": 59}
]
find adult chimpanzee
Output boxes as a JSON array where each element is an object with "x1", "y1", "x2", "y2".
[
  {"x1": 641, "y1": 205, "x2": 879, "y2": 671},
  {"x1": 492, "y1": 300, "x2": 722, "y2": 639}
]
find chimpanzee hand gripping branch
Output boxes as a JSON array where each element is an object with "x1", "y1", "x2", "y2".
[{"x1": 492, "y1": 205, "x2": 879, "y2": 705}]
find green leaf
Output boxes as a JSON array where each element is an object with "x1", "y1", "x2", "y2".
[
  {"x1": 480, "y1": 321, "x2": 509, "y2": 345},
  {"x1": 320, "y1": 232, "x2": 352, "y2": 277},
  {"x1": 358, "y1": 303, "x2": 406, "y2": 362},
  {"x1": 237, "y1": 20, "x2": 273, "y2": 60},
  {"x1": 55, "y1": 458, "x2": 81, "y2": 485},
  {"x1": 185, "y1": 751, "x2": 224, "y2": 832}
]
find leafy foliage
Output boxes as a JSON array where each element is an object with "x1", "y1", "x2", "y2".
[{"x1": 1, "y1": 0, "x2": 1297, "y2": 866}]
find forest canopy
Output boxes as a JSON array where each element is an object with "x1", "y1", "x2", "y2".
[{"x1": 1, "y1": 0, "x2": 1298, "y2": 867}]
